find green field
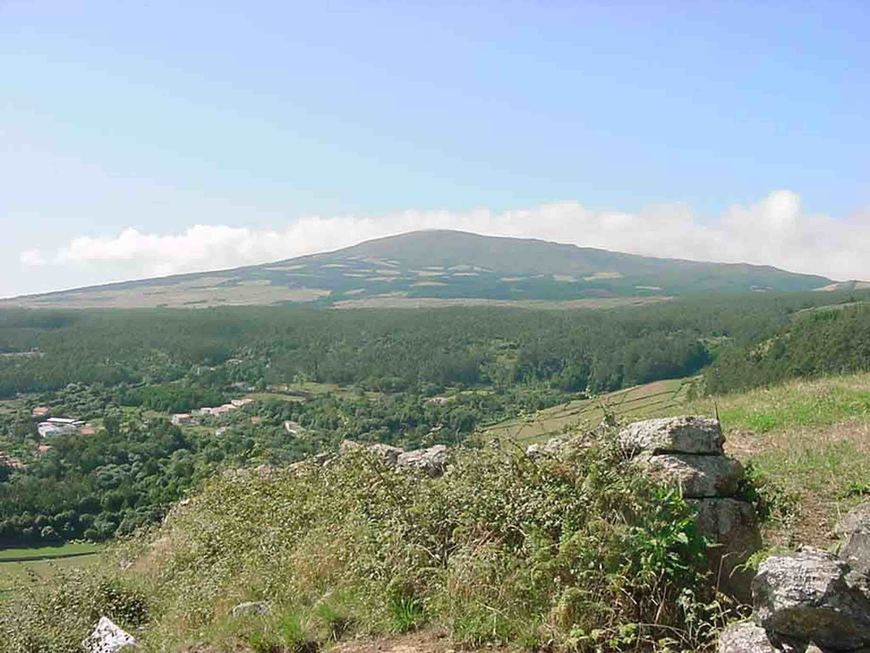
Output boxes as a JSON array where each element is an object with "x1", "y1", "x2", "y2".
[{"x1": 0, "y1": 543, "x2": 104, "y2": 598}]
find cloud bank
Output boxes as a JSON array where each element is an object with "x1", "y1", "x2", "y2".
[{"x1": 19, "y1": 191, "x2": 870, "y2": 286}]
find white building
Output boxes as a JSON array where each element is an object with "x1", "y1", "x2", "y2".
[{"x1": 38, "y1": 418, "x2": 83, "y2": 438}]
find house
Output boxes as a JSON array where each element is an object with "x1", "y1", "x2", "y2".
[
  {"x1": 31, "y1": 406, "x2": 51, "y2": 418},
  {"x1": 37, "y1": 444, "x2": 52, "y2": 454},
  {"x1": 171, "y1": 413, "x2": 193, "y2": 426},
  {"x1": 230, "y1": 398, "x2": 253, "y2": 408},
  {"x1": 80, "y1": 424, "x2": 97, "y2": 436},
  {"x1": 199, "y1": 404, "x2": 236, "y2": 417},
  {"x1": 38, "y1": 417, "x2": 84, "y2": 438}
]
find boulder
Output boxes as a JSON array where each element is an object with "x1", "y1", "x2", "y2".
[
  {"x1": 640, "y1": 453, "x2": 743, "y2": 498},
  {"x1": 752, "y1": 547, "x2": 870, "y2": 651},
  {"x1": 396, "y1": 445, "x2": 449, "y2": 477},
  {"x1": 691, "y1": 498, "x2": 762, "y2": 601},
  {"x1": 718, "y1": 621, "x2": 777, "y2": 653},
  {"x1": 81, "y1": 617, "x2": 137, "y2": 653},
  {"x1": 231, "y1": 601, "x2": 272, "y2": 618},
  {"x1": 836, "y1": 501, "x2": 870, "y2": 577},
  {"x1": 618, "y1": 416, "x2": 724, "y2": 456}
]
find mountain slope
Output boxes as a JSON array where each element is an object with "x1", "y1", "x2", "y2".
[{"x1": 3, "y1": 230, "x2": 835, "y2": 308}]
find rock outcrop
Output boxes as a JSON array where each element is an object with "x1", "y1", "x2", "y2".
[
  {"x1": 752, "y1": 547, "x2": 870, "y2": 651},
  {"x1": 396, "y1": 444, "x2": 448, "y2": 477},
  {"x1": 718, "y1": 621, "x2": 778, "y2": 653},
  {"x1": 837, "y1": 502, "x2": 870, "y2": 577},
  {"x1": 717, "y1": 500, "x2": 870, "y2": 653},
  {"x1": 339, "y1": 440, "x2": 449, "y2": 478},
  {"x1": 619, "y1": 416, "x2": 760, "y2": 599}
]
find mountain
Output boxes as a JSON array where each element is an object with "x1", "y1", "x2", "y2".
[{"x1": 3, "y1": 230, "x2": 837, "y2": 309}]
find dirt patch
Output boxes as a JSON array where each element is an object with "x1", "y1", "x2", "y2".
[{"x1": 329, "y1": 630, "x2": 514, "y2": 653}]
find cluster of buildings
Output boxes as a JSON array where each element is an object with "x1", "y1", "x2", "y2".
[{"x1": 171, "y1": 398, "x2": 254, "y2": 426}]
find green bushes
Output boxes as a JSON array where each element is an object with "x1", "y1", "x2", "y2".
[
  {"x1": 0, "y1": 569, "x2": 148, "y2": 653},
  {"x1": 0, "y1": 433, "x2": 724, "y2": 651}
]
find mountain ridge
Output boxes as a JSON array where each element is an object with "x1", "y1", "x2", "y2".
[{"x1": 3, "y1": 230, "x2": 842, "y2": 309}]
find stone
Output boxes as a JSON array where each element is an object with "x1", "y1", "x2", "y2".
[
  {"x1": 231, "y1": 601, "x2": 272, "y2": 618},
  {"x1": 338, "y1": 440, "x2": 403, "y2": 466},
  {"x1": 691, "y1": 498, "x2": 762, "y2": 601},
  {"x1": 618, "y1": 416, "x2": 724, "y2": 456},
  {"x1": 396, "y1": 445, "x2": 449, "y2": 477},
  {"x1": 81, "y1": 617, "x2": 137, "y2": 653},
  {"x1": 640, "y1": 453, "x2": 743, "y2": 498},
  {"x1": 526, "y1": 436, "x2": 569, "y2": 458},
  {"x1": 367, "y1": 443, "x2": 404, "y2": 466},
  {"x1": 840, "y1": 530, "x2": 870, "y2": 577},
  {"x1": 339, "y1": 439, "x2": 363, "y2": 455},
  {"x1": 717, "y1": 621, "x2": 777, "y2": 653},
  {"x1": 752, "y1": 547, "x2": 870, "y2": 651},
  {"x1": 836, "y1": 501, "x2": 870, "y2": 577},
  {"x1": 834, "y1": 501, "x2": 870, "y2": 539}
]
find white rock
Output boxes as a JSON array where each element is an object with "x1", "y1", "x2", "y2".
[{"x1": 82, "y1": 617, "x2": 137, "y2": 653}]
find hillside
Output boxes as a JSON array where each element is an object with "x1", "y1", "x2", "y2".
[
  {"x1": 3, "y1": 372, "x2": 868, "y2": 652},
  {"x1": 3, "y1": 230, "x2": 837, "y2": 309}
]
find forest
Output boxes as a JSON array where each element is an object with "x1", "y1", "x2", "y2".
[{"x1": 0, "y1": 290, "x2": 869, "y2": 546}]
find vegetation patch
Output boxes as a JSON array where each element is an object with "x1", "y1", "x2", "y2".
[{"x1": 0, "y1": 437, "x2": 727, "y2": 652}]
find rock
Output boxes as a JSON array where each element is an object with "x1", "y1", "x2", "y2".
[
  {"x1": 81, "y1": 617, "x2": 137, "y2": 652},
  {"x1": 840, "y1": 530, "x2": 870, "y2": 577},
  {"x1": 526, "y1": 436, "x2": 569, "y2": 458},
  {"x1": 339, "y1": 440, "x2": 404, "y2": 466},
  {"x1": 640, "y1": 453, "x2": 744, "y2": 498},
  {"x1": 339, "y1": 439, "x2": 363, "y2": 455},
  {"x1": 367, "y1": 443, "x2": 404, "y2": 466},
  {"x1": 836, "y1": 501, "x2": 870, "y2": 577},
  {"x1": 231, "y1": 601, "x2": 272, "y2": 618},
  {"x1": 718, "y1": 621, "x2": 777, "y2": 653},
  {"x1": 752, "y1": 547, "x2": 870, "y2": 651},
  {"x1": 834, "y1": 501, "x2": 870, "y2": 539},
  {"x1": 396, "y1": 445, "x2": 449, "y2": 477},
  {"x1": 691, "y1": 498, "x2": 762, "y2": 601},
  {"x1": 619, "y1": 416, "x2": 724, "y2": 456}
]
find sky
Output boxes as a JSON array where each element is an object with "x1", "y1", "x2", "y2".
[{"x1": 2, "y1": 1, "x2": 869, "y2": 297}]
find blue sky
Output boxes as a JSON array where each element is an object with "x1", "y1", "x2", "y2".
[{"x1": 2, "y1": 1, "x2": 869, "y2": 296}]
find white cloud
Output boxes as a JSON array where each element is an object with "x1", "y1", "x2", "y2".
[
  {"x1": 19, "y1": 190, "x2": 870, "y2": 285},
  {"x1": 19, "y1": 249, "x2": 46, "y2": 267}
]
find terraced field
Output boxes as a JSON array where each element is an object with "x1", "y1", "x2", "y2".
[{"x1": 480, "y1": 376, "x2": 699, "y2": 444}]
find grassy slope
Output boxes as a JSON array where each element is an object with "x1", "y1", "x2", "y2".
[
  {"x1": 483, "y1": 372, "x2": 870, "y2": 550},
  {"x1": 677, "y1": 374, "x2": 870, "y2": 548}
]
